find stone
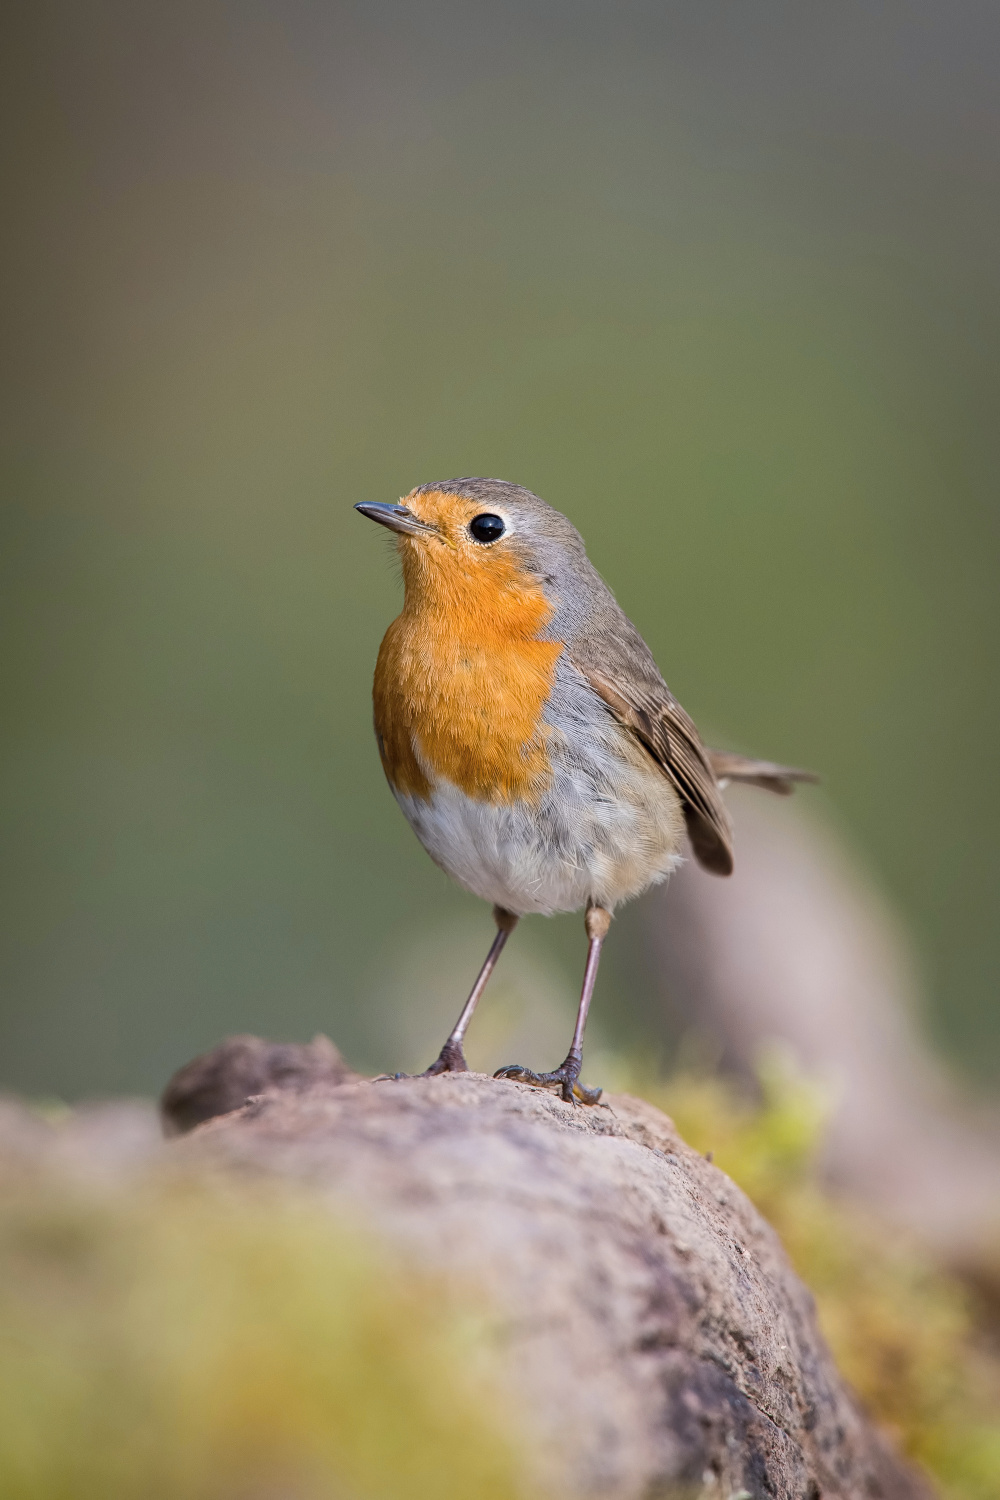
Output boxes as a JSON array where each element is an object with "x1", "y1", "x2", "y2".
[
  {"x1": 166, "y1": 1047, "x2": 932, "y2": 1500},
  {"x1": 160, "y1": 1032, "x2": 359, "y2": 1135}
]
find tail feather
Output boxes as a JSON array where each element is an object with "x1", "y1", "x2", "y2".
[{"x1": 707, "y1": 749, "x2": 819, "y2": 797}]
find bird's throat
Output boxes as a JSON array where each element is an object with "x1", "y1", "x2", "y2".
[{"x1": 373, "y1": 543, "x2": 561, "y2": 802}]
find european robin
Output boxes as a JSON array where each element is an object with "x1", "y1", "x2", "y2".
[{"x1": 357, "y1": 479, "x2": 815, "y2": 1104}]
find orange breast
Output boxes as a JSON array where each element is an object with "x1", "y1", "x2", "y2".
[{"x1": 373, "y1": 536, "x2": 561, "y2": 803}]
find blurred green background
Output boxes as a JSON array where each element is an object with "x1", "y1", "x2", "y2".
[{"x1": 1, "y1": 1, "x2": 998, "y2": 1099}]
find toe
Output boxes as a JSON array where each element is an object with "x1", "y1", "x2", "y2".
[
  {"x1": 494, "y1": 1064, "x2": 537, "y2": 1083},
  {"x1": 573, "y1": 1081, "x2": 603, "y2": 1105}
]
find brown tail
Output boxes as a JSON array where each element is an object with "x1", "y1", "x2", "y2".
[{"x1": 706, "y1": 749, "x2": 819, "y2": 797}]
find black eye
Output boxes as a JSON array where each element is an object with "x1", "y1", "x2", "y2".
[{"x1": 468, "y1": 513, "x2": 506, "y2": 544}]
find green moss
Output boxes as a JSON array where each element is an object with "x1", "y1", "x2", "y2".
[
  {"x1": 646, "y1": 1054, "x2": 1000, "y2": 1500},
  {"x1": 0, "y1": 1165, "x2": 531, "y2": 1500}
]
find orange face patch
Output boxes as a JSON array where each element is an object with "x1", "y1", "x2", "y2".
[{"x1": 372, "y1": 490, "x2": 561, "y2": 803}]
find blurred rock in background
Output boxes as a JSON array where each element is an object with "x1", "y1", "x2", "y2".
[{"x1": 643, "y1": 794, "x2": 1000, "y2": 1257}]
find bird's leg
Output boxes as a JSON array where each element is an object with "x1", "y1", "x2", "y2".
[
  {"x1": 494, "y1": 904, "x2": 610, "y2": 1105},
  {"x1": 420, "y1": 906, "x2": 519, "y2": 1076}
]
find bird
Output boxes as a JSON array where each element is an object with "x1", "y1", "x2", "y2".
[{"x1": 356, "y1": 478, "x2": 815, "y2": 1104}]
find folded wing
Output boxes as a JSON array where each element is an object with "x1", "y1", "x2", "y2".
[
  {"x1": 571, "y1": 651, "x2": 817, "y2": 877},
  {"x1": 573, "y1": 662, "x2": 737, "y2": 876}
]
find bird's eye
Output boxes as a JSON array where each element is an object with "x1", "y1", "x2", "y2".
[{"x1": 468, "y1": 513, "x2": 506, "y2": 544}]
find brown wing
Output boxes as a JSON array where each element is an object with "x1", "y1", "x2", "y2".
[
  {"x1": 706, "y1": 750, "x2": 819, "y2": 796},
  {"x1": 575, "y1": 662, "x2": 736, "y2": 876}
]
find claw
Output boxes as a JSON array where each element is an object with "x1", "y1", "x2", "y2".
[
  {"x1": 493, "y1": 1061, "x2": 602, "y2": 1106},
  {"x1": 493, "y1": 1064, "x2": 541, "y2": 1085}
]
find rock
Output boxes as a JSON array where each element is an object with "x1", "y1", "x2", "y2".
[
  {"x1": 160, "y1": 1032, "x2": 359, "y2": 1135},
  {"x1": 643, "y1": 795, "x2": 1000, "y2": 1255},
  {"x1": 166, "y1": 1045, "x2": 932, "y2": 1500}
]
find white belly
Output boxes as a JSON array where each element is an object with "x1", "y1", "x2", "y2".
[{"x1": 393, "y1": 723, "x2": 685, "y2": 916}]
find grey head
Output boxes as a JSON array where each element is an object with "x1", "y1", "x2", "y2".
[
  {"x1": 410, "y1": 477, "x2": 590, "y2": 573},
  {"x1": 355, "y1": 475, "x2": 669, "y2": 692},
  {"x1": 409, "y1": 477, "x2": 616, "y2": 644},
  {"x1": 408, "y1": 478, "x2": 666, "y2": 688}
]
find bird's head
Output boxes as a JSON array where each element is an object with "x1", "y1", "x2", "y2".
[{"x1": 355, "y1": 478, "x2": 593, "y2": 630}]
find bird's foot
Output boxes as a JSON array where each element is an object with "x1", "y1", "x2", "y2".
[
  {"x1": 372, "y1": 1040, "x2": 470, "y2": 1086},
  {"x1": 419, "y1": 1039, "x2": 470, "y2": 1077},
  {"x1": 494, "y1": 1053, "x2": 602, "y2": 1106}
]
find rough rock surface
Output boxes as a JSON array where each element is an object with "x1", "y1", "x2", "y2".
[
  {"x1": 166, "y1": 1037, "x2": 932, "y2": 1500},
  {"x1": 160, "y1": 1031, "x2": 359, "y2": 1135}
]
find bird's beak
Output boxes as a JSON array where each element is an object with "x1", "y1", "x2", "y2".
[{"x1": 355, "y1": 502, "x2": 439, "y2": 539}]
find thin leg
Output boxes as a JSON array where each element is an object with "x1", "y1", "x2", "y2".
[
  {"x1": 494, "y1": 904, "x2": 611, "y2": 1105},
  {"x1": 420, "y1": 906, "x2": 519, "y2": 1076}
]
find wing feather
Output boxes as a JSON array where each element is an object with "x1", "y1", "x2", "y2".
[
  {"x1": 574, "y1": 662, "x2": 736, "y2": 875},
  {"x1": 565, "y1": 590, "x2": 816, "y2": 877}
]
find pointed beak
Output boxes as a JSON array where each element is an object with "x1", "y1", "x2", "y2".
[{"x1": 355, "y1": 502, "x2": 439, "y2": 539}]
